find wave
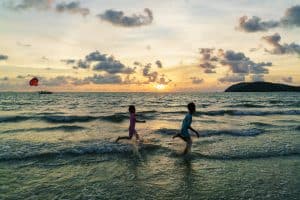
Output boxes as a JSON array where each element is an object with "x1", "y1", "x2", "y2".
[
  {"x1": 154, "y1": 128, "x2": 264, "y2": 137},
  {"x1": 225, "y1": 103, "x2": 267, "y2": 108},
  {"x1": 0, "y1": 142, "x2": 162, "y2": 162},
  {"x1": 1, "y1": 125, "x2": 86, "y2": 134}
]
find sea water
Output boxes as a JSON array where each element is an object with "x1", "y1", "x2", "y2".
[{"x1": 0, "y1": 92, "x2": 299, "y2": 199}]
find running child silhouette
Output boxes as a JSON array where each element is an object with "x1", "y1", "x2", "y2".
[
  {"x1": 116, "y1": 105, "x2": 146, "y2": 142},
  {"x1": 173, "y1": 102, "x2": 199, "y2": 154}
]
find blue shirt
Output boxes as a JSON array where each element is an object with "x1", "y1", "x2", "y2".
[{"x1": 181, "y1": 113, "x2": 192, "y2": 137}]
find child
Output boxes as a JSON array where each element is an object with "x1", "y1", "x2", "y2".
[
  {"x1": 173, "y1": 102, "x2": 199, "y2": 154},
  {"x1": 116, "y1": 105, "x2": 146, "y2": 142}
]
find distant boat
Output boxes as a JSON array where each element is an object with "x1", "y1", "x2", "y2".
[{"x1": 38, "y1": 91, "x2": 53, "y2": 94}]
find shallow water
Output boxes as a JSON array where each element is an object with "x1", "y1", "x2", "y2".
[{"x1": 0, "y1": 92, "x2": 299, "y2": 199}]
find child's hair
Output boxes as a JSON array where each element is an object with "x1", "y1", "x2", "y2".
[
  {"x1": 187, "y1": 102, "x2": 196, "y2": 112},
  {"x1": 129, "y1": 105, "x2": 136, "y2": 113}
]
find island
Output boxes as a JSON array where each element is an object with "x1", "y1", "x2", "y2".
[{"x1": 225, "y1": 82, "x2": 300, "y2": 92}]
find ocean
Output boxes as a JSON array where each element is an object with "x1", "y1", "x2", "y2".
[{"x1": 0, "y1": 92, "x2": 299, "y2": 199}]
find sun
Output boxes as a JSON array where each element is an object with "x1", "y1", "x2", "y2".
[{"x1": 154, "y1": 84, "x2": 166, "y2": 90}]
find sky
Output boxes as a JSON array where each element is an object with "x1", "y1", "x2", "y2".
[{"x1": 0, "y1": 0, "x2": 299, "y2": 92}]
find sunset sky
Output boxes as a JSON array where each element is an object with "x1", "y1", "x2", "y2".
[{"x1": 0, "y1": 0, "x2": 299, "y2": 92}]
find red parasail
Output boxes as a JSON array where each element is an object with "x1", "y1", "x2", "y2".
[{"x1": 29, "y1": 77, "x2": 39, "y2": 86}]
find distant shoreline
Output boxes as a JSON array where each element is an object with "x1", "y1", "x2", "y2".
[{"x1": 225, "y1": 82, "x2": 300, "y2": 92}]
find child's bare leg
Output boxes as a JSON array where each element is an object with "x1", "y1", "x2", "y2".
[
  {"x1": 115, "y1": 136, "x2": 132, "y2": 142},
  {"x1": 135, "y1": 133, "x2": 140, "y2": 141},
  {"x1": 183, "y1": 137, "x2": 192, "y2": 155}
]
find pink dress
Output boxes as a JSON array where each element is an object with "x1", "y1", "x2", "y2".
[{"x1": 129, "y1": 113, "x2": 137, "y2": 137}]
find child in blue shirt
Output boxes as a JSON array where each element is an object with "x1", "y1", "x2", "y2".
[{"x1": 173, "y1": 102, "x2": 199, "y2": 154}]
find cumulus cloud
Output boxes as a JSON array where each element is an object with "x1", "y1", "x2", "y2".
[
  {"x1": 282, "y1": 76, "x2": 293, "y2": 83},
  {"x1": 237, "y1": 5, "x2": 300, "y2": 32},
  {"x1": 190, "y1": 77, "x2": 204, "y2": 84},
  {"x1": 10, "y1": 0, "x2": 53, "y2": 10},
  {"x1": 142, "y1": 63, "x2": 158, "y2": 82},
  {"x1": 0, "y1": 54, "x2": 8, "y2": 60},
  {"x1": 63, "y1": 50, "x2": 135, "y2": 74},
  {"x1": 81, "y1": 74, "x2": 122, "y2": 84},
  {"x1": 56, "y1": 1, "x2": 90, "y2": 16},
  {"x1": 98, "y1": 8, "x2": 153, "y2": 27},
  {"x1": 221, "y1": 50, "x2": 272, "y2": 74},
  {"x1": 218, "y1": 74, "x2": 245, "y2": 83},
  {"x1": 17, "y1": 42, "x2": 31, "y2": 47},
  {"x1": 157, "y1": 75, "x2": 171, "y2": 85},
  {"x1": 236, "y1": 16, "x2": 279, "y2": 32},
  {"x1": 262, "y1": 33, "x2": 300, "y2": 55},
  {"x1": 199, "y1": 48, "x2": 217, "y2": 73}
]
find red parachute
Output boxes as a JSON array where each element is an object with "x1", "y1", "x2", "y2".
[{"x1": 29, "y1": 77, "x2": 39, "y2": 86}]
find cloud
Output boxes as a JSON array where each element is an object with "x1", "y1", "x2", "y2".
[
  {"x1": 281, "y1": 5, "x2": 300, "y2": 27},
  {"x1": 40, "y1": 76, "x2": 70, "y2": 86},
  {"x1": 218, "y1": 74, "x2": 245, "y2": 83},
  {"x1": 11, "y1": 0, "x2": 53, "y2": 10},
  {"x1": 262, "y1": 33, "x2": 300, "y2": 55},
  {"x1": 157, "y1": 75, "x2": 171, "y2": 85},
  {"x1": 75, "y1": 59, "x2": 90, "y2": 69},
  {"x1": 221, "y1": 50, "x2": 272, "y2": 74},
  {"x1": 73, "y1": 74, "x2": 122, "y2": 85},
  {"x1": 282, "y1": 76, "x2": 293, "y2": 83},
  {"x1": 198, "y1": 48, "x2": 217, "y2": 73},
  {"x1": 85, "y1": 51, "x2": 107, "y2": 62},
  {"x1": 236, "y1": 16, "x2": 279, "y2": 32},
  {"x1": 93, "y1": 60, "x2": 135, "y2": 74},
  {"x1": 190, "y1": 77, "x2": 204, "y2": 84},
  {"x1": 56, "y1": 1, "x2": 90, "y2": 16},
  {"x1": 155, "y1": 60, "x2": 163, "y2": 68},
  {"x1": 98, "y1": 8, "x2": 153, "y2": 27},
  {"x1": 142, "y1": 63, "x2": 158, "y2": 82},
  {"x1": 237, "y1": 5, "x2": 300, "y2": 32},
  {"x1": 64, "y1": 50, "x2": 136, "y2": 74},
  {"x1": 1, "y1": 77, "x2": 9, "y2": 81},
  {"x1": 0, "y1": 54, "x2": 8, "y2": 60}
]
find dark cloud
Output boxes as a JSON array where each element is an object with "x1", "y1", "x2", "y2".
[
  {"x1": 56, "y1": 1, "x2": 89, "y2": 16},
  {"x1": 198, "y1": 48, "x2": 217, "y2": 73},
  {"x1": 142, "y1": 63, "x2": 158, "y2": 82},
  {"x1": 221, "y1": 50, "x2": 272, "y2": 74},
  {"x1": 93, "y1": 60, "x2": 135, "y2": 74},
  {"x1": 190, "y1": 77, "x2": 204, "y2": 84},
  {"x1": 16, "y1": 75, "x2": 26, "y2": 79},
  {"x1": 76, "y1": 60, "x2": 90, "y2": 69},
  {"x1": 218, "y1": 74, "x2": 245, "y2": 83},
  {"x1": 0, "y1": 54, "x2": 8, "y2": 60},
  {"x1": 281, "y1": 5, "x2": 300, "y2": 27},
  {"x1": 85, "y1": 51, "x2": 107, "y2": 62},
  {"x1": 73, "y1": 74, "x2": 122, "y2": 85},
  {"x1": 11, "y1": 0, "x2": 53, "y2": 10},
  {"x1": 282, "y1": 76, "x2": 293, "y2": 83},
  {"x1": 98, "y1": 8, "x2": 153, "y2": 27},
  {"x1": 157, "y1": 75, "x2": 171, "y2": 85},
  {"x1": 250, "y1": 74, "x2": 265, "y2": 82},
  {"x1": 236, "y1": 16, "x2": 279, "y2": 32},
  {"x1": 155, "y1": 60, "x2": 163, "y2": 68},
  {"x1": 262, "y1": 33, "x2": 300, "y2": 55},
  {"x1": 237, "y1": 5, "x2": 300, "y2": 32}
]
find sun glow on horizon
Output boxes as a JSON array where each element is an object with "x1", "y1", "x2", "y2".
[{"x1": 154, "y1": 84, "x2": 166, "y2": 90}]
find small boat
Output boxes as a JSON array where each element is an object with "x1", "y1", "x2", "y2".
[{"x1": 38, "y1": 91, "x2": 53, "y2": 94}]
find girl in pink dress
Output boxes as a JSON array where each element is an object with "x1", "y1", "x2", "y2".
[{"x1": 116, "y1": 105, "x2": 145, "y2": 142}]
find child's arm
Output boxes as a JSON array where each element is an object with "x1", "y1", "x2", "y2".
[{"x1": 189, "y1": 126, "x2": 199, "y2": 138}]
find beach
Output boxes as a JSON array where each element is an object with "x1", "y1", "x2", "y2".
[{"x1": 0, "y1": 92, "x2": 299, "y2": 199}]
